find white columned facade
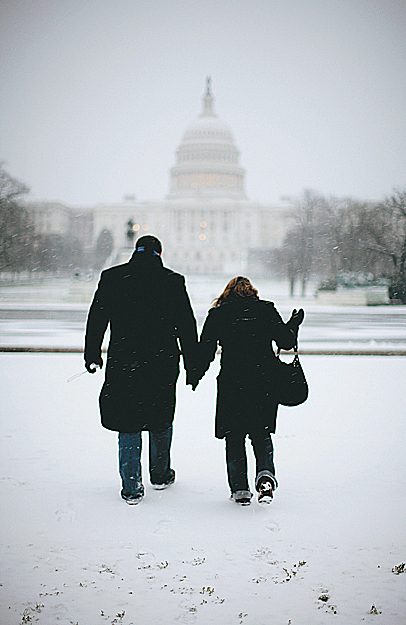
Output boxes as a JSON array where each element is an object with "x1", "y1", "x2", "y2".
[{"x1": 26, "y1": 79, "x2": 294, "y2": 276}]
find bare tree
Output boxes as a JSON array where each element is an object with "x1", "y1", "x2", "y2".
[
  {"x1": 0, "y1": 163, "x2": 28, "y2": 203},
  {"x1": 94, "y1": 229, "x2": 114, "y2": 269},
  {"x1": 366, "y1": 189, "x2": 406, "y2": 302},
  {"x1": 0, "y1": 163, "x2": 33, "y2": 273},
  {"x1": 281, "y1": 186, "x2": 406, "y2": 298},
  {"x1": 284, "y1": 190, "x2": 324, "y2": 296}
]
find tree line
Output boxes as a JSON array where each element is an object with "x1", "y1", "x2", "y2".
[
  {"x1": 1, "y1": 164, "x2": 405, "y2": 301},
  {"x1": 280, "y1": 189, "x2": 406, "y2": 302},
  {"x1": 0, "y1": 163, "x2": 93, "y2": 274},
  {"x1": 0, "y1": 164, "x2": 33, "y2": 273}
]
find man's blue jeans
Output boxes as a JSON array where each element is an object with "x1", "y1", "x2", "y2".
[
  {"x1": 225, "y1": 430, "x2": 278, "y2": 495},
  {"x1": 118, "y1": 425, "x2": 173, "y2": 500}
]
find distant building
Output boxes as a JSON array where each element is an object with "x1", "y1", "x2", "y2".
[{"x1": 25, "y1": 79, "x2": 294, "y2": 275}]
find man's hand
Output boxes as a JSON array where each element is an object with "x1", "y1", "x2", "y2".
[{"x1": 85, "y1": 357, "x2": 103, "y2": 373}]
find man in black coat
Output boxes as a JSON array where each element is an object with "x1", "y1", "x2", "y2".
[{"x1": 84, "y1": 235, "x2": 198, "y2": 504}]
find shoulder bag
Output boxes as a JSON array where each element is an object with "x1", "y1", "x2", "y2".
[{"x1": 275, "y1": 343, "x2": 308, "y2": 406}]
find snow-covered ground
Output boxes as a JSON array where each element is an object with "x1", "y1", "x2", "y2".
[
  {"x1": 2, "y1": 304, "x2": 406, "y2": 353},
  {"x1": 1, "y1": 352, "x2": 406, "y2": 624},
  {"x1": 1, "y1": 277, "x2": 405, "y2": 623},
  {"x1": 1, "y1": 277, "x2": 406, "y2": 353}
]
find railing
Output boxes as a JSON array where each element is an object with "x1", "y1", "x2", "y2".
[{"x1": 1, "y1": 347, "x2": 405, "y2": 356}]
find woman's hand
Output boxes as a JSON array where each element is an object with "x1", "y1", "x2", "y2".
[{"x1": 289, "y1": 308, "x2": 305, "y2": 327}]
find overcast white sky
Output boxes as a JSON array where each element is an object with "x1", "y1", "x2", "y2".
[{"x1": 1, "y1": 0, "x2": 405, "y2": 207}]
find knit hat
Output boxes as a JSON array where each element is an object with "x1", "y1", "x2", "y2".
[{"x1": 135, "y1": 235, "x2": 162, "y2": 255}]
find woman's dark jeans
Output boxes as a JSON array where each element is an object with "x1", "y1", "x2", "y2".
[
  {"x1": 118, "y1": 425, "x2": 173, "y2": 499},
  {"x1": 225, "y1": 430, "x2": 278, "y2": 495}
]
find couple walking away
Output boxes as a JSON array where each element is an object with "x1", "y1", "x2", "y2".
[{"x1": 84, "y1": 235, "x2": 304, "y2": 506}]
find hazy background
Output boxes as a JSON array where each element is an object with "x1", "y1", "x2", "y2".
[{"x1": 1, "y1": 0, "x2": 405, "y2": 207}]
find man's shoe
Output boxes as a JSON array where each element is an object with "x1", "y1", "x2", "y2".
[
  {"x1": 257, "y1": 478, "x2": 274, "y2": 504},
  {"x1": 152, "y1": 469, "x2": 175, "y2": 490},
  {"x1": 231, "y1": 490, "x2": 252, "y2": 506},
  {"x1": 122, "y1": 494, "x2": 144, "y2": 505}
]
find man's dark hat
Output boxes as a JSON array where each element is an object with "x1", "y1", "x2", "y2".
[{"x1": 135, "y1": 235, "x2": 162, "y2": 254}]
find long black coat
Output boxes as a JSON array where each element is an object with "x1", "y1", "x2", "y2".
[
  {"x1": 198, "y1": 297, "x2": 298, "y2": 438},
  {"x1": 84, "y1": 252, "x2": 198, "y2": 433}
]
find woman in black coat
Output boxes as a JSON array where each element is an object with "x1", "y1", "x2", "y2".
[{"x1": 197, "y1": 276, "x2": 304, "y2": 506}]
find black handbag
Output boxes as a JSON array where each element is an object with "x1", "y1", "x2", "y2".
[{"x1": 275, "y1": 343, "x2": 308, "y2": 406}]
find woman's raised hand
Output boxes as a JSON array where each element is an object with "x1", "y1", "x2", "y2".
[{"x1": 289, "y1": 308, "x2": 305, "y2": 327}]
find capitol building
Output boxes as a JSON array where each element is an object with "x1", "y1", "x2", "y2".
[{"x1": 26, "y1": 79, "x2": 294, "y2": 276}]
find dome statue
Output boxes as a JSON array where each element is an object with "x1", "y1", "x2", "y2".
[{"x1": 168, "y1": 77, "x2": 246, "y2": 199}]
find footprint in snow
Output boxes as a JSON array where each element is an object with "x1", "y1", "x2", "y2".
[
  {"x1": 175, "y1": 599, "x2": 198, "y2": 623},
  {"x1": 152, "y1": 519, "x2": 172, "y2": 535},
  {"x1": 55, "y1": 506, "x2": 77, "y2": 522},
  {"x1": 136, "y1": 551, "x2": 156, "y2": 569},
  {"x1": 265, "y1": 521, "x2": 280, "y2": 532}
]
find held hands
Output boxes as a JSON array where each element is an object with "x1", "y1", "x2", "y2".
[
  {"x1": 186, "y1": 368, "x2": 200, "y2": 391},
  {"x1": 186, "y1": 376, "x2": 200, "y2": 391},
  {"x1": 289, "y1": 308, "x2": 305, "y2": 327},
  {"x1": 85, "y1": 357, "x2": 103, "y2": 373}
]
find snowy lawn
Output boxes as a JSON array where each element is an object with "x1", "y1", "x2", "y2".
[{"x1": 1, "y1": 353, "x2": 405, "y2": 624}]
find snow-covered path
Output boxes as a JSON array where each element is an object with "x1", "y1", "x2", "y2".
[{"x1": 1, "y1": 353, "x2": 405, "y2": 624}]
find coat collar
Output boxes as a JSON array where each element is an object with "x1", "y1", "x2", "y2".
[{"x1": 129, "y1": 250, "x2": 164, "y2": 269}]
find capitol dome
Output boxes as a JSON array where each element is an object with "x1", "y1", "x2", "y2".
[{"x1": 168, "y1": 78, "x2": 246, "y2": 199}]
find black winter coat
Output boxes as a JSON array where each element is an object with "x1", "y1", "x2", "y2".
[
  {"x1": 198, "y1": 297, "x2": 298, "y2": 438},
  {"x1": 84, "y1": 252, "x2": 198, "y2": 433}
]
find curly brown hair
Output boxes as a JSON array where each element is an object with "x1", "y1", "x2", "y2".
[{"x1": 211, "y1": 276, "x2": 259, "y2": 307}]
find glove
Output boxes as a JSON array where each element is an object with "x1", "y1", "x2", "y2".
[
  {"x1": 289, "y1": 308, "x2": 305, "y2": 327},
  {"x1": 85, "y1": 357, "x2": 103, "y2": 373}
]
